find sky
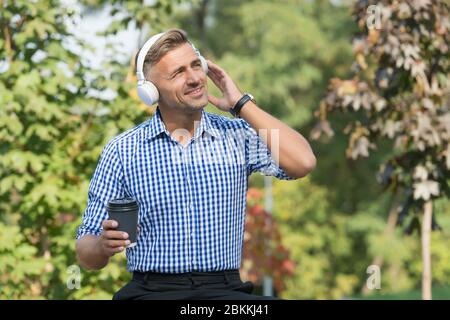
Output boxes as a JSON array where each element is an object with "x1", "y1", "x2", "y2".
[
  {"x1": 63, "y1": 0, "x2": 141, "y2": 70},
  {"x1": 59, "y1": 0, "x2": 146, "y2": 100}
]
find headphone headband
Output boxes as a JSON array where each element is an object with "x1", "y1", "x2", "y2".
[{"x1": 136, "y1": 32, "x2": 165, "y2": 81}]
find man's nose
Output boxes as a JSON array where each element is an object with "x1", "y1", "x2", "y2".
[{"x1": 186, "y1": 67, "x2": 202, "y2": 84}]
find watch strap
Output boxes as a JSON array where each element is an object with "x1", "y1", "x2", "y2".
[{"x1": 230, "y1": 93, "x2": 254, "y2": 117}]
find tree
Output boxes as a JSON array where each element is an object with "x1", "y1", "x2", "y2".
[
  {"x1": 241, "y1": 188, "x2": 295, "y2": 295},
  {"x1": 176, "y1": 0, "x2": 357, "y2": 129},
  {"x1": 271, "y1": 177, "x2": 362, "y2": 299},
  {"x1": 312, "y1": 0, "x2": 449, "y2": 300},
  {"x1": 0, "y1": 0, "x2": 186, "y2": 299}
]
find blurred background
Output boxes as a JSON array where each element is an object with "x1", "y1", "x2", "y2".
[{"x1": 0, "y1": 0, "x2": 449, "y2": 299}]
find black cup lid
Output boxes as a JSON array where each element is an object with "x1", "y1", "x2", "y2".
[{"x1": 107, "y1": 197, "x2": 138, "y2": 209}]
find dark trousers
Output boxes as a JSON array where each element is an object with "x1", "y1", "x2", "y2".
[{"x1": 113, "y1": 269, "x2": 281, "y2": 300}]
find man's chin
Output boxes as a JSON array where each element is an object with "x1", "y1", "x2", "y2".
[{"x1": 185, "y1": 97, "x2": 208, "y2": 110}]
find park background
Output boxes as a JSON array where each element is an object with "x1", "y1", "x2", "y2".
[{"x1": 0, "y1": 0, "x2": 449, "y2": 299}]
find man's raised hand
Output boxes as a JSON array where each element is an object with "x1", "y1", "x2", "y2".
[{"x1": 206, "y1": 59, "x2": 243, "y2": 112}]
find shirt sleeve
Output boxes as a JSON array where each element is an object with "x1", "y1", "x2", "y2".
[
  {"x1": 76, "y1": 141, "x2": 126, "y2": 240},
  {"x1": 241, "y1": 119, "x2": 296, "y2": 180}
]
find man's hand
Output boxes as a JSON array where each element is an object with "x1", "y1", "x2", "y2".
[
  {"x1": 98, "y1": 220, "x2": 130, "y2": 257},
  {"x1": 206, "y1": 59, "x2": 243, "y2": 112}
]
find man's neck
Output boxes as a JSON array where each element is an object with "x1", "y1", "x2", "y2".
[{"x1": 157, "y1": 105, "x2": 203, "y2": 145}]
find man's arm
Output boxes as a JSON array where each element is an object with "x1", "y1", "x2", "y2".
[
  {"x1": 76, "y1": 140, "x2": 129, "y2": 270},
  {"x1": 238, "y1": 101, "x2": 316, "y2": 178},
  {"x1": 76, "y1": 235, "x2": 110, "y2": 270},
  {"x1": 206, "y1": 60, "x2": 316, "y2": 178},
  {"x1": 76, "y1": 218, "x2": 130, "y2": 270}
]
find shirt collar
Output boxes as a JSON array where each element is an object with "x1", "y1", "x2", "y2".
[{"x1": 144, "y1": 107, "x2": 221, "y2": 141}]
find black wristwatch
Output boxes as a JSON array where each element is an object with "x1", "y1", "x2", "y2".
[{"x1": 230, "y1": 93, "x2": 255, "y2": 117}]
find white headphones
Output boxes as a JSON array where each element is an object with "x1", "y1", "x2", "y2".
[{"x1": 136, "y1": 32, "x2": 208, "y2": 106}]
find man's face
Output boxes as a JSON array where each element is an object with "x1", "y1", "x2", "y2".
[{"x1": 149, "y1": 43, "x2": 208, "y2": 112}]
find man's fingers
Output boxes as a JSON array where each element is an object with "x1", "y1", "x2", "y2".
[
  {"x1": 208, "y1": 94, "x2": 221, "y2": 106},
  {"x1": 98, "y1": 227, "x2": 128, "y2": 257},
  {"x1": 206, "y1": 59, "x2": 221, "y2": 71},
  {"x1": 103, "y1": 230, "x2": 129, "y2": 240},
  {"x1": 208, "y1": 68, "x2": 224, "y2": 80},
  {"x1": 207, "y1": 60, "x2": 226, "y2": 77},
  {"x1": 206, "y1": 59, "x2": 217, "y2": 69},
  {"x1": 104, "y1": 246, "x2": 125, "y2": 256},
  {"x1": 102, "y1": 219, "x2": 118, "y2": 230},
  {"x1": 207, "y1": 71, "x2": 225, "y2": 91},
  {"x1": 104, "y1": 239, "x2": 130, "y2": 248},
  {"x1": 207, "y1": 68, "x2": 219, "y2": 81}
]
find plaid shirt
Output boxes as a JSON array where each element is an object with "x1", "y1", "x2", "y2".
[{"x1": 76, "y1": 107, "x2": 294, "y2": 273}]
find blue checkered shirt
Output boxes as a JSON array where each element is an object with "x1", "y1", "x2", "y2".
[{"x1": 76, "y1": 107, "x2": 294, "y2": 273}]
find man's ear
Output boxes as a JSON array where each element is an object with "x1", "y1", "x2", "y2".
[{"x1": 148, "y1": 64, "x2": 163, "y2": 84}]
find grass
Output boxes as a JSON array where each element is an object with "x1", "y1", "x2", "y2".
[{"x1": 352, "y1": 286, "x2": 450, "y2": 300}]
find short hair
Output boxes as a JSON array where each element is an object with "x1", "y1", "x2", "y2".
[{"x1": 136, "y1": 28, "x2": 189, "y2": 79}]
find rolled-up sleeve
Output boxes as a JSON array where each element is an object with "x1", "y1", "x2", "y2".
[
  {"x1": 241, "y1": 119, "x2": 295, "y2": 180},
  {"x1": 76, "y1": 141, "x2": 125, "y2": 239}
]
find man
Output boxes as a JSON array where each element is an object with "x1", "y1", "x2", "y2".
[{"x1": 75, "y1": 28, "x2": 316, "y2": 300}]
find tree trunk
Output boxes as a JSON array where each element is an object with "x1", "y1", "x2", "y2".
[
  {"x1": 421, "y1": 200, "x2": 432, "y2": 300},
  {"x1": 361, "y1": 189, "x2": 402, "y2": 295},
  {"x1": 196, "y1": 0, "x2": 209, "y2": 46}
]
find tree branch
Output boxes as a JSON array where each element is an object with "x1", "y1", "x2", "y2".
[{"x1": 3, "y1": 23, "x2": 13, "y2": 62}]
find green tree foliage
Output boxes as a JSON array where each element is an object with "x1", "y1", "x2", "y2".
[
  {"x1": 3, "y1": 0, "x2": 448, "y2": 300},
  {"x1": 80, "y1": 0, "x2": 188, "y2": 33},
  {"x1": 314, "y1": 0, "x2": 449, "y2": 202},
  {"x1": 241, "y1": 188, "x2": 295, "y2": 295},
  {"x1": 271, "y1": 177, "x2": 360, "y2": 299},
  {"x1": 313, "y1": 0, "x2": 449, "y2": 299},
  {"x1": 0, "y1": 0, "x2": 183, "y2": 299},
  {"x1": 271, "y1": 176, "x2": 450, "y2": 299}
]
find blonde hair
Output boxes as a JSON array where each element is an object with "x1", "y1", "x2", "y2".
[{"x1": 137, "y1": 28, "x2": 189, "y2": 78}]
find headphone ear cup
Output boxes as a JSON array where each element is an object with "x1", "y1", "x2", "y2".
[
  {"x1": 199, "y1": 56, "x2": 208, "y2": 74},
  {"x1": 137, "y1": 81, "x2": 159, "y2": 106}
]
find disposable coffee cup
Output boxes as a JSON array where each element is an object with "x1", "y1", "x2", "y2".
[{"x1": 106, "y1": 198, "x2": 139, "y2": 248}]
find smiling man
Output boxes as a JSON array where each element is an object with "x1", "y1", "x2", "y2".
[{"x1": 75, "y1": 28, "x2": 316, "y2": 300}]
